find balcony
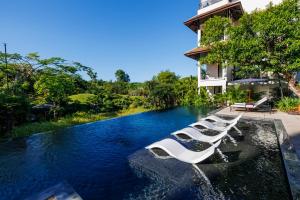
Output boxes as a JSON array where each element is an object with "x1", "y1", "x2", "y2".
[
  {"x1": 198, "y1": 76, "x2": 227, "y2": 87},
  {"x1": 184, "y1": 1, "x2": 243, "y2": 33},
  {"x1": 199, "y1": 0, "x2": 223, "y2": 10}
]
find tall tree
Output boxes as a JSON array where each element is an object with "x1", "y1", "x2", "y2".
[
  {"x1": 34, "y1": 69, "x2": 76, "y2": 118},
  {"x1": 115, "y1": 69, "x2": 130, "y2": 82},
  {"x1": 155, "y1": 70, "x2": 179, "y2": 84}
]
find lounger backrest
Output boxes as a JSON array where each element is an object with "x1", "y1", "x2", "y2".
[
  {"x1": 254, "y1": 97, "x2": 268, "y2": 107},
  {"x1": 183, "y1": 127, "x2": 201, "y2": 135},
  {"x1": 147, "y1": 139, "x2": 185, "y2": 155},
  {"x1": 198, "y1": 120, "x2": 215, "y2": 129}
]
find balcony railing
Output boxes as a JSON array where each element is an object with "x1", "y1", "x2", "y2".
[{"x1": 199, "y1": 0, "x2": 224, "y2": 9}]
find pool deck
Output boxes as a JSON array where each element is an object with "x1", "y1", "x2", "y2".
[{"x1": 216, "y1": 107, "x2": 300, "y2": 159}]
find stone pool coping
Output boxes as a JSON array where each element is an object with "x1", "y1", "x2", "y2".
[{"x1": 274, "y1": 119, "x2": 300, "y2": 200}]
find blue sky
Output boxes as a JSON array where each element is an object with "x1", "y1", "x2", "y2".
[{"x1": 0, "y1": 0, "x2": 198, "y2": 82}]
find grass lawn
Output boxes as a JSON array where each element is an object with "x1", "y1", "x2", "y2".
[
  {"x1": 68, "y1": 93, "x2": 96, "y2": 104},
  {"x1": 12, "y1": 107, "x2": 150, "y2": 138}
]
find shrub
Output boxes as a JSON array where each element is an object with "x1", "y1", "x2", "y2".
[
  {"x1": 69, "y1": 93, "x2": 97, "y2": 105},
  {"x1": 226, "y1": 85, "x2": 247, "y2": 104},
  {"x1": 194, "y1": 88, "x2": 212, "y2": 107},
  {"x1": 130, "y1": 96, "x2": 146, "y2": 108},
  {"x1": 277, "y1": 97, "x2": 300, "y2": 112},
  {"x1": 112, "y1": 95, "x2": 131, "y2": 110},
  {"x1": 0, "y1": 93, "x2": 30, "y2": 135}
]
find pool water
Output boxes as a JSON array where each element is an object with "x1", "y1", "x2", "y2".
[{"x1": 0, "y1": 107, "x2": 290, "y2": 199}]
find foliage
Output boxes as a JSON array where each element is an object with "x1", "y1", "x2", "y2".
[
  {"x1": 199, "y1": 0, "x2": 300, "y2": 97},
  {"x1": 194, "y1": 88, "x2": 212, "y2": 107},
  {"x1": 144, "y1": 71, "x2": 181, "y2": 109},
  {"x1": 34, "y1": 70, "x2": 75, "y2": 106},
  {"x1": 115, "y1": 69, "x2": 130, "y2": 82},
  {"x1": 276, "y1": 97, "x2": 300, "y2": 112},
  {"x1": 201, "y1": 16, "x2": 231, "y2": 46},
  {"x1": 146, "y1": 81, "x2": 177, "y2": 109},
  {"x1": 154, "y1": 70, "x2": 179, "y2": 84},
  {"x1": 11, "y1": 107, "x2": 149, "y2": 137},
  {"x1": 0, "y1": 92, "x2": 30, "y2": 134},
  {"x1": 225, "y1": 85, "x2": 248, "y2": 104},
  {"x1": 69, "y1": 93, "x2": 97, "y2": 104}
]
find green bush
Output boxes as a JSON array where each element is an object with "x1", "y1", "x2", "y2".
[
  {"x1": 112, "y1": 95, "x2": 131, "y2": 110},
  {"x1": 69, "y1": 93, "x2": 97, "y2": 104},
  {"x1": 277, "y1": 97, "x2": 300, "y2": 112},
  {"x1": 130, "y1": 96, "x2": 146, "y2": 108},
  {"x1": 226, "y1": 85, "x2": 247, "y2": 104},
  {"x1": 194, "y1": 88, "x2": 212, "y2": 107},
  {"x1": 0, "y1": 93, "x2": 30, "y2": 135}
]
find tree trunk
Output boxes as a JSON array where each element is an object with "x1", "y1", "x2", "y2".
[{"x1": 276, "y1": 72, "x2": 284, "y2": 99}]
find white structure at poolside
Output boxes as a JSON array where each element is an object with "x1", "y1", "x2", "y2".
[
  {"x1": 184, "y1": 0, "x2": 283, "y2": 95},
  {"x1": 146, "y1": 138, "x2": 222, "y2": 164}
]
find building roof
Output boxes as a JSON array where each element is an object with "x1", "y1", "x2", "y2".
[
  {"x1": 184, "y1": 1, "x2": 244, "y2": 33},
  {"x1": 184, "y1": 47, "x2": 210, "y2": 60}
]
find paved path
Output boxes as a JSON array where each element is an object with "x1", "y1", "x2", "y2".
[{"x1": 216, "y1": 107, "x2": 300, "y2": 158}]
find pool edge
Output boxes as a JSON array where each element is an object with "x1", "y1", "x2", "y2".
[{"x1": 274, "y1": 119, "x2": 300, "y2": 200}]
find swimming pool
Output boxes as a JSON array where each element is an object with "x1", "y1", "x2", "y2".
[{"x1": 0, "y1": 107, "x2": 290, "y2": 199}]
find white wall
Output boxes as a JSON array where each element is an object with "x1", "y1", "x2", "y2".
[{"x1": 240, "y1": 0, "x2": 283, "y2": 13}]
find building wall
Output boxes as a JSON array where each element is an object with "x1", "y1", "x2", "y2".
[
  {"x1": 197, "y1": 0, "x2": 283, "y2": 15},
  {"x1": 240, "y1": 0, "x2": 282, "y2": 13}
]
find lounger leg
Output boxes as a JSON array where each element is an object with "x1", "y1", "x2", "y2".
[
  {"x1": 227, "y1": 134, "x2": 238, "y2": 146},
  {"x1": 233, "y1": 126, "x2": 243, "y2": 136},
  {"x1": 216, "y1": 148, "x2": 228, "y2": 163}
]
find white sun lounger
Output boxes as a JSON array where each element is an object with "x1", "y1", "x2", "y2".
[
  {"x1": 230, "y1": 97, "x2": 268, "y2": 111},
  {"x1": 202, "y1": 114, "x2": 243, "y2": 134},
  {"x1": 171, "y1": 127, "x2": 228, "y2": 144},
  {"x1": 190, "y1": 119, "x2": 237, "y2": 132},
  {"x1": 146, "y1": 138, "x2": 222, "y2": 164},
  {"x1": 203, "y1": 114, "x2": 242, "y2": 125}
]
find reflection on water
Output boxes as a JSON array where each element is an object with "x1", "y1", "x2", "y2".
[{"x1": 0, "y1": 107, "x2": 290, "y2": 200}]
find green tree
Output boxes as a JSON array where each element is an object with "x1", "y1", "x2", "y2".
[
  {"x1": 200, "y1": 0, "x2": 300, "y2": 98},
  {"x1": 145, "y1": 71, "x2": 180, "y2": 109},
  {"x1": 155, "y1": 70, "x2": 179, "y2": 84},
  {"x1": 34, "y1": 69, "x2": 75, "y2": 118},
  {"x1": 115, "y1": 69, "x2": 130, "y2": 82}
]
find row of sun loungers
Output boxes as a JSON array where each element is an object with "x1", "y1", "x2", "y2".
[{"x1": 145, "y1": 114, "x2": 243, "y2": 164}]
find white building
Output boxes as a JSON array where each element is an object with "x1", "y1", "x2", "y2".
[{"x1": 184, "y1": 0, "x2": 282, "y2": 94}]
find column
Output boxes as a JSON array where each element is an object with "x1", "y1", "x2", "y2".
[
  {"x1": 222, "y1": 83, "x2": 227, "y2": 94},
  {"x1": 222, "y1": 67, "x2": 227, "y2": 80},
  {"x1": 198, "y1": 62, "x2": 202, "y2": 95},
  {"x1": 197, "y1": 29, "x2": 201, "y2": 47}
]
